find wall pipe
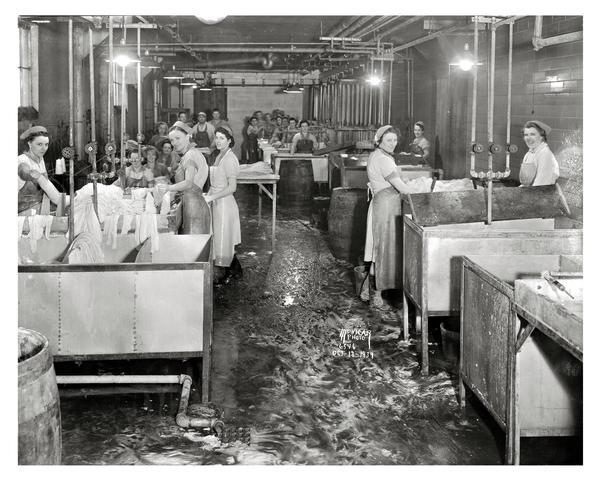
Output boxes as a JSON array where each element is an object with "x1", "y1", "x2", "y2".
[
  {"x1": 487, "y1": 24, "x2": 496, "y2": 174},
  {"x1": 469, "y1": 17, "x2": 479, "y2": 177},
  {"x1": 68, "y1": 19, "x2": 75, "y2": 244},
  {"x1": 74, "y1": 26, "x2": 86, "y2": 163},
  {"x1": 388, "y1": 59, "x2": 393, "y2": 123},
  {"x1": 56, "y1": 374, "x2": 224, "y2": 432},
  {"x1": 505, "y1": 21, "x2": 514, "y2": 176},
  {"x1": 89, "y1": 26, "x2": 98, "y2": 218},
  {"x1": 153, "y1": 78, "x2": 160, "y2": 124},
  {"x1": 380, "y1": 55, "x2": 384, "y2": 124},
  {"x1": 137, "y1": 26, "x2": 143, "y2": 156},
  {"x1": 532, "y1": 16, "x2": 582, "y2": 51}
]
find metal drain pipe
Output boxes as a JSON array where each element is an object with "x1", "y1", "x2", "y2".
[
  {"x1": 56, "y1": 374, "x2": 224, "y2": 432},
  {"x1": 504, "y1": 21, "x2": 515, "y2": 178},
  {"x1": 469, "y1": 17, "x2": 479, "y2": 178}
]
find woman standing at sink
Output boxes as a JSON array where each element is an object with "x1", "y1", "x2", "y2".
[
  {"x1": 363, "y1": 125, "x2": 417, "y2": 310},
  {"x1": 519, "y1": 120, "x2": 560, "y2": 186}
]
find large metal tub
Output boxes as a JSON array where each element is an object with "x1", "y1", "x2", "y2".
[
  {"x1": 401, "y1": 185, "x2": 581, "y2": 375},
  {"x1": 18, "y1": 234, "x2": 213, "y2": 402},
  {"x1": 459, "y1": 254, "x2": 583, "y2": 464}
]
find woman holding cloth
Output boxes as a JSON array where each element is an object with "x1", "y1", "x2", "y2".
[
  {"x1": 519, "y1": 120, "x2": 559, "y2": 186},
  {"x1": 18, "y1": 125, "x2": 70, "y2": 214},
  {"x1": 157, "y1": 121, "x2": 211, "y2": 234},
  {"x1": 204, "y1": 126, "x2": 242, "y2": 283},
  {"x1": 363, "y1": 125, "x2": 416, "y2": 309}
]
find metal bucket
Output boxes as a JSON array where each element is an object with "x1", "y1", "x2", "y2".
[{"x1": 18, "y1": 328, "x2": 61, "y2": 464}]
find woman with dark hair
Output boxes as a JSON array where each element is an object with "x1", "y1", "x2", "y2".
[
  {"x1": 143, "y1": 146, "x2": 170, "y2": 184},
  {"x1": 149, "y1": 122, "x2": 169, "y2": 148},
  {"x1": 114, "y1": 151, "x2": 154, "y2": 189},
  {"x1": 363, "y1": 125, "x2": 416, "y2": 309},
  {"x1": 18, "y1": 125, "x2": 70, "y2": 214},
  {"x1": 205, "y1": 126, "x2": 242, "y2": 283},
  {"x1": 519, "y1": 120, "x2": 559, "y2": 186},
  {"x1": 155, "y1": 121, "x2": 210, "y2": 234},
  {"x1": 157, "y1": 139, "x2": 180, "y2": 175},
  {"x1": 290, "y1": 119, "x2": 317, "y2": 154},
  {"x1": 408, "y1": 121, "x2": 431, "y2": 164}
]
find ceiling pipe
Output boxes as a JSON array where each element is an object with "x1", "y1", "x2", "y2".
[
  {"x1": 338, "y1": 16, "x2": 373, "y2": 38},
  {"x1": 352, "y1": 16, "x2": 398, "y2": 39},
  {"x1": 327, "y1": 16, "x2": 362, "y2": 37},
  {"x1": 375, "y1": 16, "x2": 424, "y2": 40},
  {"x1": 139, "y1": 46, "x2": 378, "y2": 54},
  {"x1": 391, "y1": 21, "x2": 469, "y2": 53}
]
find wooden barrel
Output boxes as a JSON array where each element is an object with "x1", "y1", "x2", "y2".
[
  {"x1": 18, "y1": 328, "x2": 61, "y2": 465},
  {"x1": 327, "y1": 187, "x2": 368, "y2": 262},
  {"x1": 279, "y1": 159, "x2": 314, "y2": 206}
]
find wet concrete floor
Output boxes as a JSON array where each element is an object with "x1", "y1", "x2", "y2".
[{"x1": 56, "y1": 185, "x2": 582, "y2": 465}]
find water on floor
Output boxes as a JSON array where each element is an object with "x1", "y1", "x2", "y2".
[{"x1": 56, "y1": 185, "x2": 582, "y2": 465}]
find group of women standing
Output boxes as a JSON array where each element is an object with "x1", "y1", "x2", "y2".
[
  {"x1": 17, "y1": 121, "x2": 243, "y2": 284},
  {"x1": 363, "y1": 119, "x2": 560, "y2": 310}
]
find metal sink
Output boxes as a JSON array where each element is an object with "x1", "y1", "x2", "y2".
[{"x1": 514, "y1": 276, "x2": 583, "y2": 356}]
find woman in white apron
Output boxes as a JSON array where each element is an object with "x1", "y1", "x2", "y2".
[
  {"x1": 519, "y1": 120, "x2": 559, "y2": 186},
  {"x1": 363, "y1": 125, "x2": 416, "y2": 309},
  {"x1": 204, "y1": 126, "x2": 242, "y2": 283}
]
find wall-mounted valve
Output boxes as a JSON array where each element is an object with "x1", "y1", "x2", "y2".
[
  {"x1": 507, "y1": 143, "x2": 518, "y2": 153},
  {"x1": 84, "y1": 142, "x2": 98, "y2": 157},
  {"x1": 488, "y1": 143, "x2": 501, "y2": 154},
  {"x1": 61, "y1": 146, "x2": 75, "y2": 160},
  {"x1": 104, "y1": 142, "x2": 116, "y2": 155},
  {"x1": 472, "y1": 143, "x2": 484, "y2": 153}
]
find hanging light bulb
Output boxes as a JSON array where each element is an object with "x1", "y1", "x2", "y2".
[{"x1": 450, "y1": 43, "x2": 482, "y2": 71}]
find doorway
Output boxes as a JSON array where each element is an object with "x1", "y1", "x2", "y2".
[{"x1": 194, "y1": 87, "x2": 228, "y2": 122}]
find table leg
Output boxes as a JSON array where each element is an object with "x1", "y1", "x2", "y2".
[
  {"x1": 402, "y1": 291, "x2": 409, "y2": 341},
  {"x1": 421, "y1": 309, "x2": 429, "y2": 375},
  {"x1": 272, "y1": 183, "x2": 276, "y2": 251},
  {"x1": 258, "y1": 185, "x2": 262, "y2": 224}
]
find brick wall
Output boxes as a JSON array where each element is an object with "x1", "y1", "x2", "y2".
[{"x1": 395, "y1": 16, "x2": 582, "y2": 216}]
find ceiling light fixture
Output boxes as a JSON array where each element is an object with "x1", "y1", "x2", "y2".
[
  {"x1": 163, "y1": 65, "x2": 184, "y2": 80},
  {"x1": 450, "y1": 43, "x2": 483, "y2": 72},
  {"x1": 195, "y1": 14, "x2": 227, "y2": 25},
  {"x1": 180, "y1": 75, "x2": 197, "y2": 86}
]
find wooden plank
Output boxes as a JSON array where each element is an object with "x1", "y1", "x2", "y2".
[
  {"x1": 313, "y1": 142, "x2": 354, "y2": 155},
  {"x1": 489, "y1": 185, "x2": 568, "y2": 221},
  {"x1": 407, "y1": 189, "x2": 486, "y2": 227}
]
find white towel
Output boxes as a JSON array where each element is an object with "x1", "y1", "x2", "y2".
[
  {"x1": 18, "y1": 216, "x2": 26, "y2": 239},
  {"x1": 120, "y1": 213, "x2": 134, "y2": 235}
]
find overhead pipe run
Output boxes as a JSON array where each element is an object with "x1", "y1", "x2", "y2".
[
  {"x1": 327, "y1": 16, "x2": 362, "y2": 38},
  {"x1": 376, "y1": 16, "x2": 424, "y2": 40},
  {"x1": 532, "y1": 16, "x2": 583, "y2": 51},
  {"x1": 337, "y1": 16, "x2": 372, "y2": 39}
]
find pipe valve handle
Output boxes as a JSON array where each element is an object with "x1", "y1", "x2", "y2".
[
  {"x1": 489, "y1": 143, "x2": 501, "y2": 154},
  {"x1": 84, "y1": 142, "x2": 98, "y2": 155},
  {"x1": 61, "y1": 146, "x2": 75, "y2": 160},
  {"x1": 507, "y1": 144, "x2": 518, "y2": 153},
  {"x1": 105, "y1": 142, "x2": 116, "y2": 155},
  {"x1": 472, "y1": 143, "x2": 484, "y2": 154}
]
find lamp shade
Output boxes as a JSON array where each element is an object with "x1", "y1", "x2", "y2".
[{"x1": 163, "y1": 65, "x2": 184, "y2": 80}]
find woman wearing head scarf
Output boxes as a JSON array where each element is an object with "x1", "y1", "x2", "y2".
[
  {"x1": 363, "y1": 125, "x2": 416, "y2": 309},
  {"x1": 519, "y1": 120, "x2": 559, "y2": 186},
  {"x1": 205, "y1": 126, "x2": 242, "y2": 283},
  {"x1": 409, "y1": 121, "x2": 431, "y2": 164},
  {"x1": 18, "y1": 126, "x2": 70, "y2": 214},
  {"x1": 156, "y1": 121, "x2": 211, "y2": 234}
]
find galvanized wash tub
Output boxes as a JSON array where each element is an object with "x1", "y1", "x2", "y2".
[
  {"x1": 18, "y1": 233, "x2": 213, "y2": 402},
  {"x1": 459, "y1": 254, "x2": 583, "y2": 465}
]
